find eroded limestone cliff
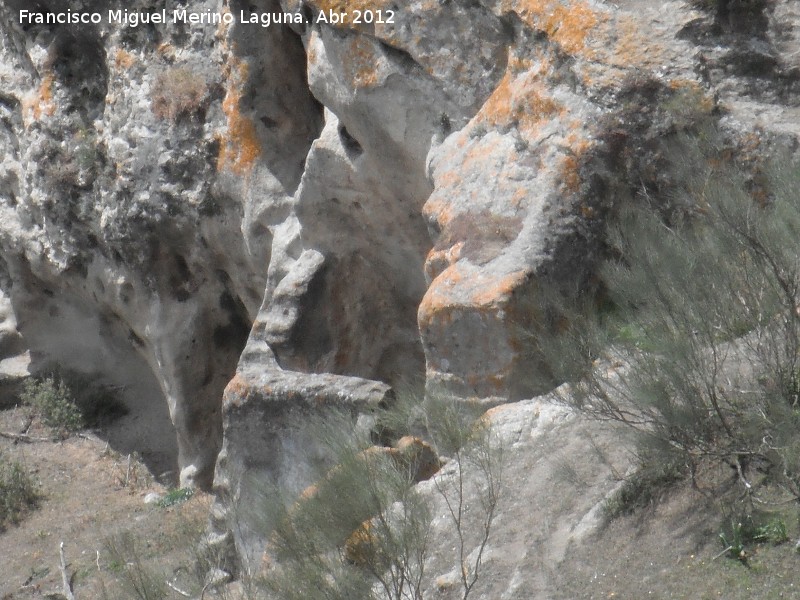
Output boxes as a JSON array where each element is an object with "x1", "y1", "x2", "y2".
[{"x1": 1, "y1": 0, "x2": 799, "y2": 593}]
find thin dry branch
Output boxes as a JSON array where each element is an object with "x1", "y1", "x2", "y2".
[
  {"x1": 0, "y1": 430, "x2": 52, "y2": 443},
  {"x1": 165, "y1": 579, "x2": 192, "y2": 597},
  {"x1": 59, "y1": 542, "x2": 76, "y2": 600}
]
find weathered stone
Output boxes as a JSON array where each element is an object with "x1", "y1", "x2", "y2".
[
  {"x1": 2, "y1": 0, "x2": 800, "y2": 590},
  {"x1": 211, "y1": 0, "x2": 800, "y2": 578},
  {"x1": 208, "y1": 350, "x2": 393, "y2": 576},
  {"x1": 416, "y1": 395, "x2": 631, "y2": 599},
  {"x1": 0, "y1": 0, "x2": 322, "y2": 487}
]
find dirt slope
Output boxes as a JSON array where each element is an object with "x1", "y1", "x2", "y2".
[{"x1": 0, "y1": 405, "x2": 211, "y2": 600}]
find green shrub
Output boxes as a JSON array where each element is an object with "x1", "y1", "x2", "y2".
[
  {"x1": 602, "y1": 452, "x2": 687, "y2": 519},
  {"x1": 157, "y1": 487, "x2": 194, "y2": 508},
  {"x1": 718, "y1": 513, "x2": 789, "y2": 562},
  {"x1": 260, "y1": 395, "x2": 503, "y2": 600},
  {"x1": 543, "y1": 132, "x2": 800, "y2": 505},
  {"x1": 21, "y1": 376, "x2": 83, "y2": 435},
  {"x1": 0, "y1": 453, "x2": 39, "y2": 529},
  {"x1": 261, "y1": 409, "x2": 428, "y2": 600},
  {"x1": 103, "y1": 532, "x2": 168, "y2": 600},
  {"x1": 20, "y1": 371, "x2": 128, "y2": 435}
]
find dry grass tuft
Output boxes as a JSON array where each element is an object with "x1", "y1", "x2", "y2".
[{"x1": 151, "y1": 67, "x2": 208, "y2": 122}]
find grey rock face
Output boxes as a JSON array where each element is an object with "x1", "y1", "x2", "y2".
[
  {"x1": 0, "y1": 0, "x2": 322, "y2": 487},
  {"x1": 211, "y1": 0, "x2": 800, "y2": 580},
  {"x1": 416, "y1": 397, "x2": 631, "y2": 600},
  {"x1": 209, "y1": 353, "x2": 393, "y2": 575},
  {"x1": 2, "y1": 0, "x2": 800, "y2": 589}
]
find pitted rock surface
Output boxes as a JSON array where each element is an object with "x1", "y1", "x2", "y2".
[{"x1": 2, "y1": 0, "x2": 800, "y2": 586}]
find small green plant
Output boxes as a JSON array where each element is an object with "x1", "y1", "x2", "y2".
[
  {"x1": 718, "y1": 513, "x2": 789, "y2": 562},
  {"x1": 719, "y1": 520, "x2": 749, "y2": 562},
  {"x1": 157, "y1": 487, "x2": 194, "y2": 508},
  {"x1": 107, "y1": 559, "x2": 126, "y2": 574},
  {"x1": 753, "y1": 517, "x2": 789, "y2": 544},
  {"x1": 104, "y1": 532, "x2": 168, "y2": 600},
  {"x1": 0, "y1": 453, "x2": 39, "y2": 529},
  {"x1": 21, "y1": 376, "x2": 83, "y2": 435}
]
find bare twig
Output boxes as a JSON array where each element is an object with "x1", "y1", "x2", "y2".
[
  {"x1": 199, "y1": 581, "x2": 212, "y2": 600},
  {"x1": 165, "y1": 579, "x2": 192, "y2": 597},
  {"x1": 0, "y1": 430, "x2": 51, "y2": 443},
  {"x1": 712, "y1": 545, "x2": 733, "y2": 561},
  {"x1": 735, "y1": 457, "x2": 752, "y2": 490},
  {"x1": 59, "y1": 542, "x2": 76, "y2": 600},
  {"x1": 19, "y1": 414, "x2": 34, "y2": 434}
]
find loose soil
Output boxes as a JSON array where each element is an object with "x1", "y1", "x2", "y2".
[{"x1": 0, "y1": 404, "x2": 211, "y2": 600}]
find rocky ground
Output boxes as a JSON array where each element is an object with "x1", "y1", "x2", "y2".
[{"x1": 4, "y1": 392, "x2": 800, "y2": 600}]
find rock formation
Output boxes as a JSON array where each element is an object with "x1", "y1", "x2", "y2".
[
  {"x1": 1, "y1": 0, "x2": 799, "y2": 591},
  {"x1": 0, "y1": 0, "x2": 322, "y2": 486}
]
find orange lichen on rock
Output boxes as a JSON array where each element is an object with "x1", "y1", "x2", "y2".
[
  {"x1": 342, "y1": 36, "x2": 381, "y2": 88},
  {"x1": 508, "y1": 53, "x2": 534, "y2": 74},
  {"x1": 511, "y1": 187, "x2": 528, "y2": 207},
  {"x1": 424, "y1": 241, "x2": 465, "y2": 282},
  {"x1": 114, "y1": 49, "x2": 135, "y2": 70},
  {"x1": 344, "y1": 520, "x2": 380, "y2": 566},
  {"x1": 560, "y1": 153, "x2": 581, "y2": 194},
  {"x1": 418, "y1": 266, "x2": 463, "y2": 328},
  {"x1": 471, "y1": 270, "x2": 529, "y2": 307},
  {"x1": 610, "y1": 16, "x2": 645, "y2": 68},
  {"x1": 477, "y1": 67, "x2": 561, "y2": 136},
  {"x1": 217, "y1": 58, "x2": 262, "y2": 175},
  {"x1": 156, "y1": 42, "x2": 177, "y2": 62},
  {"x1": 216, "y1": 4, "x2": 233, "y2": 38},
  {"x1": 481, "y1": 401, "x2": 519, "y2": 423},
  {"x1": 559, "y1": 132, "x2": 592, "y2": 194},
  {"x1": 419, "y1": 264, "x2": 529, "y2": 327},
  {"x1": 22, "y1": 72, "x2": 55, "y2": 124},
  {"x1": 297, "y1": 437, "x2": 441, "y2": 505},
  {"x1": 667, "y1": 78, "x2": 715, "y2": 113},
  {"x1": 287, "y1": 435, "x2": 441, "y2": 568},
  {"x1": 423, "y1": 190, "x2": 459, "y2": 231},
  {"x1": 502, "y1": 0, "x2": 603, "y2": 56},
  {"x1": 223, "y1": 374, "x2": 251, "y2": 409}
]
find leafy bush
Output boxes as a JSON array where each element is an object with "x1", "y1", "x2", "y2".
[
  {"x1": 544, "y1": 132, "x2": 800, "y2": 504},
  {"x1": 0, "y1": 453, "x2": 39, "y2": 529},
  {"x1": 21, "y1": 371, "x2": 128, "y2": 436},
  {"x1": 21, "y1": 376, "x2": 83, "y2": 435}
]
